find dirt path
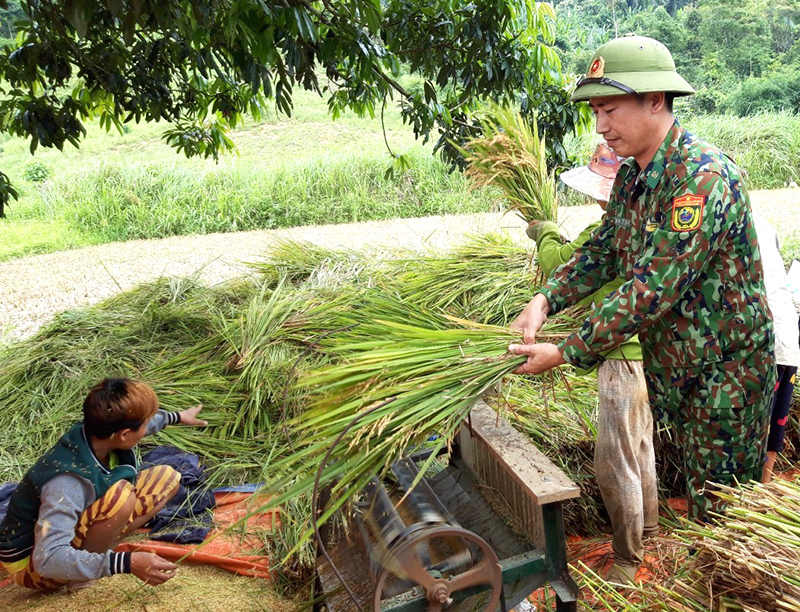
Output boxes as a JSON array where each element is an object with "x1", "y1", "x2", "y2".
[{"x1": 1, "y1": 188, "x2": 798, "y2": 344}]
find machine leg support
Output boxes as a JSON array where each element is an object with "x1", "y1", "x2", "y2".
[
  {"x1": 542, "y1": 501, "x2": 580, "y2": 611},
  {"x1": 556, "y1": 597, "x2": 578, "y2": 612}
]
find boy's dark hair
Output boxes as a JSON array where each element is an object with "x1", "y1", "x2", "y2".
[{"x1": 83, "y1": 378, "x2": 159, "y2": 439}]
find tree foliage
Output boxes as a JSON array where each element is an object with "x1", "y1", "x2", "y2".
[
  {"x1": 0, "y1": 0, "x2": 22, "y2": 40},
  {"x1": 0, "y1": 0, "x2": 589, "y2": 217},
  {"x1": 555, "y1": 0, "x2": 800, "y2": 115}
]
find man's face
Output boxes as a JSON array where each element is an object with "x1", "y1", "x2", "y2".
[{"x1": 588, "y1": 94, "x2": 657, "y2": 161}]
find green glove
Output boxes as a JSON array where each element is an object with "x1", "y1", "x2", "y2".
[{"x1": 525, "y1": 220, "x2": 559, "y2": 242}]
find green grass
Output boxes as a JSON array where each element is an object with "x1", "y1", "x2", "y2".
[
  {"x1": 781, "y1": 233, "x2": 800, "y2": 263},
  {"x1": 687, "y1": 112, "x2": 800, "y2": 189},
  {"x1": 0, "y1": 217, "x2": 96, "y2": 260},
  {"x1": 0, "y1": 84, "x2": 487, "y2": 257},
  {"x1": 33, "y1": 149, "x2": 487, "y2": 242},
  {"x1": 2, "y1": 89, "x2": 798, "y2": 259}
]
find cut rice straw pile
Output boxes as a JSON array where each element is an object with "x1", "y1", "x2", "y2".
[
  {"x1": 390, "y1": 233, "x2": 539, "y2": 325},
  {"x1": 246, "y1": 237, "x2": 386, "y2": 288},
  {"x1": 661, "y1": 478, "x2": 800, "y2": 611},
  {"x1": 572, "y1": 476, "x2": 800, "y2": 611}
]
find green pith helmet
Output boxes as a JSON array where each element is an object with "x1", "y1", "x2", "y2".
[{"x1": 571, "y1": 34, "x2": 695, "y2": 102}]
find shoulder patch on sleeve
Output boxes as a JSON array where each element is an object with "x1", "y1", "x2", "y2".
[{"x1": 671, "y1": 194, "x2": 705, "y2": 231}]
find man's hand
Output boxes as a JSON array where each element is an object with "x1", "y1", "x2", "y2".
[
  {"x1": 508, "y1": 343, "x2": 566, "y2": 375},
  {"x1": 130, "y1": 552, "x2": 178, "y2": 585},
  {"x1": 510, "y1": 294, "x2": 551, "y2": 344},
  {"x1": 178, "y1": 404, "x2": 208, "y2": 427}
]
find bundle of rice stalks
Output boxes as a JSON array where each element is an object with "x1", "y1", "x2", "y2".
[
  {"x1": 575, "y1": 563, "x2": 659, "y2": 611},
  {"x1": 214, "y1": 281, "x2": 320, "y2": 440},
  {"x1": 460, "y1": 105, "x2": 558, "y2": 223},
  {"x1": 571, "y1": 478, "x2": 800, "y2": 611},
  {"x1": 659, "y1": 478, "x2": 800, "y2": 611},
  {"x1": 264, "y1": 296, "x2": 579, "y2": 545},
  {"x1": 390, "y1": 233, "x2": 540, "y2": 326}
]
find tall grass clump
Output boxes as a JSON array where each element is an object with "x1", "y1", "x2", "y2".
[
  {"x1": 38, "y1": 150, "x2": 490, "y2": 242},
  {"x1": 683, "y1": 111, "x2": 800, "y2": 189},
  {"x1": 460, "y1": 105, "x2": 558, "y2": 222}
]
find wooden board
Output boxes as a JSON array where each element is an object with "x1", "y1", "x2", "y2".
[{"x1": 458, "y1": 400, "x2": 580, "y2": 547}]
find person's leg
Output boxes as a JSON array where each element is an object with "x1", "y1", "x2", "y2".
[
  {"x1": 763, "y1": 365, "x2": 796, "y2": 483},
  {"x1": 683, "y1": 392, "x2": 771, "y2": 522},
  {"x1": 7, "y1": 467, "x2": 180, "y2": 592},
  {"x1": 8, "y1": 479, "x2": 138, "y2": 591},
  {"x1": 76, "y1": 480, "x2": 138, "y2": 553},
  {"x1": 595, "y1": 359, "x2": 649, "y2": 580},
  {"x1": 120, "y1": 465, "x2": 181, "y2": 536},
  {"x1": 78, "y1": 466, "x2": 179, "y2": 549},
  {"x1": 77, "y1": 466, "x2": 180, "y2": 551},
  {"x1": 635, "y1": 368, "x2": 659, "y2": 539}
]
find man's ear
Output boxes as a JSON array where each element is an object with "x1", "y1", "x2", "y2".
[{"x1": 646, "y1": 91, "x2": 667, "y2": 114}]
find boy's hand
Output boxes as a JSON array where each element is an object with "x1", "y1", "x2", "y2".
[
  {"x1": 130, "y1": 552, "x2": 178, "y2": 585},
  {"x1": 178, "y1": 404, "x2": 208, "y2": 427}
]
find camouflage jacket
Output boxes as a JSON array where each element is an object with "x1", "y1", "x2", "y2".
[
  {"x1": 533, "y1": 220, "x2": 642, "y2": 362},
  {"x1": 538, "y1": 121, "x2": 774, "y2": 409}
]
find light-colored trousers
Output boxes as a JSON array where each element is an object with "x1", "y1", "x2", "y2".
[{"x1": 595, "y1": 359, "x2": 658, "y2": 566}]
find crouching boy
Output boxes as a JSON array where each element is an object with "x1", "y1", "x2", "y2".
[{"x1": 0, "y1": 378, "x2": 207, "y2": 590}]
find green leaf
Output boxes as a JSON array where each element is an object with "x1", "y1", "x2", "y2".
[
  {"x1": 105, "y1": 0, "x2": 124, "y2": 17},
  {"x1": 65, "y1": 0, "x2": 95, "y2": 38},
  {"x1": 423, "y1": 80, "x2": 437, "y2": 104},
  {"x1": 121, "y1": 11, "x2": 136, "y2": 46}
]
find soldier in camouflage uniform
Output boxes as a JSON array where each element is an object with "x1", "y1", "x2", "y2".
[{"x1": 510, "y1": 35, "x2": 775, "y2": 525}]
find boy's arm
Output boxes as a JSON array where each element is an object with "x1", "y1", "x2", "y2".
[
  {"x1": 146, "y1": 406, "x2": 207, "y2": 437},
  {"x1": 33, "y1": 474, "x2": 132, "y2": 582},
  {"x1": 145, "y1": 409, "x2": 181, "y2": 436}
]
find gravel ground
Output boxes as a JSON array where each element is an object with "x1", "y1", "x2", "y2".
[{"x1": 2, "y1": 188, "x2": 798, "y2": 345}]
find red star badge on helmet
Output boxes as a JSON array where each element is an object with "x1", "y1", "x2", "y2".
[{"x1": 587, "y1": 56, "x2": 605, "y2": 78}]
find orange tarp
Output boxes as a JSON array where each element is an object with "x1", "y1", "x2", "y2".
[{"x1": 116, "y1": 491, "x2": 279, "y2": 579}]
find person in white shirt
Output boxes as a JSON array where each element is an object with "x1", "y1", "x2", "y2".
[{"x1": 753, "y1": 214, "x2": 800, "y2": 482}]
